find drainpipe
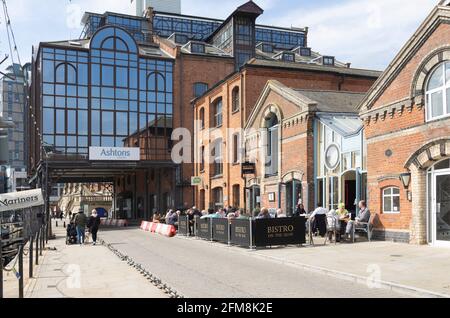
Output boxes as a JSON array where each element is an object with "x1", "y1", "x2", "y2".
[{"x1": 313, "y1": 118, "x2": 319, "y2": 210}]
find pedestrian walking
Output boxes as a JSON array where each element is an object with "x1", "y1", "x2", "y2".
[
  {"x1": 87, "y1": 209, "x2": 101, "y2": 245},
  {"x1": 74, "y1": 208, "x2": 87, "y2": 245}
]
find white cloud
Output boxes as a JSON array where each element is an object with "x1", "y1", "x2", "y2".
[{"x1": 262, "y1": 0, "x2": 439, "y2": 70}]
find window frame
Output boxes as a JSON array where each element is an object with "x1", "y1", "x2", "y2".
[
  {"x1": 213, "y1": 97, "x2": 223, "y2": 128},
  {"x1": 382, "y1": 187, "x2": 401, "y2": 214},
  {"x1": 425, "y1": 62, "x2": 450, "y2": 122},
  {"x1": 231, "y1": 86, "x2": 240, "y2": 113}
]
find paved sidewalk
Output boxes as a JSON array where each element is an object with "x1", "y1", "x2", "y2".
[
  {"x1": 24, "y1": 223, "x2": 167, "y2": 298},
  {"x1": 190, "y1": 237, "x2": 450, "y2": 297}
]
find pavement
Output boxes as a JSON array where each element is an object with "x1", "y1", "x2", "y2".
[
  {"x1": 99, "y1": 227, "x2": 412, "y2": 298},
  {"x1": 23, "y1": 223, "x2": 167, "y2": 298}
]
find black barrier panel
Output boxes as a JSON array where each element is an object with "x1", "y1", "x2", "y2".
[
  {"x1": 196, "y1": 218, "x2": 211, "y2": 240},
  {"x1": 254, "y1": 217, "x2": 306, "y2": 247},
  {"x1": 178, "y1": 216, "x2": 189, "y2": 236},
  {"x1": 230, "y1": 219, "x2": 252, "y2": 247},
  {"x1": 212, "y1": 218, "x2": 229, "y2": 243}
]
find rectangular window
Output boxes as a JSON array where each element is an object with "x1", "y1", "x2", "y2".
[
  {"x1": 102, "y1": 111, "x2": 114, "y2": 135},
  {"x1": 383, "y1": 187, "x2": 400, "y2": 213},
  {"x1": 194, "y1": 83, "x2": 208, "y2": 98}
]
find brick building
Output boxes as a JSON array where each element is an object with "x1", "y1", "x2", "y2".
[
  {"x1": 359, "y1": 1, "x2": 450, "y2": 245},
  {"x1": 193, "y1": 57, "x2": 379, "y2": 213}
]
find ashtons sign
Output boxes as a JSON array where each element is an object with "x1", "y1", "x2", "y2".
[
  {"x1": 0, "y1": 189, "x2": 44, "y2": 212},
  {"x1": 89, "y1": 147, "x2": 140, "y2": 161}
]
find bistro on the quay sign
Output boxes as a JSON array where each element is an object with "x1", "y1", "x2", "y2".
[{"x1": 89, "y1": 147, "x2": 140, "y2": 161}]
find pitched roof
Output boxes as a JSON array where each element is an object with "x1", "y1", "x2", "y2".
[
  {"x1": 247, "y1": 58, "x2": 381, "y2": 78},
  {"x1": 294, "y1": 89, "x2": 365, "y2": 114},
  {"x1": 245, "y1": 80, "x2": 364, "y2": 130},
  {"x1": 358, "y1": 3, "x2": 450, "y2": 113}
]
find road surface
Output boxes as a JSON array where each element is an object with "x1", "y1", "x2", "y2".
[{"x1": 100, "y1": 227, "x2": 409, "y2": 298}]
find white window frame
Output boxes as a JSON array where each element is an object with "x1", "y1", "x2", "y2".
[
  {"x1": 382, "y1": 187, "x2": 401, "y2": 214},
  {"x1": 425, "y1": 62, "x2": 450, "y2": 122}
]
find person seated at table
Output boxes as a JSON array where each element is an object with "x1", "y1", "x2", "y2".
[
  {"x1": 257, "y1": 208, "x2": 272, "y2": 219},
  {"x1": 310, "y1": 203, "x2": 328, "y2": 237},
  {"x1": 164, "y1": 209, "x2": 175, "y2": 224},
  {"x1": 326, "y1": 209, "x2": 342, "y2": 241},
  {"x1": 345, "y1": 201, "x2": 371, "y2": 240},
  {"x1": 294, "y1": 203, "x2": 307, "y2": 217},
  {"x1": 227, "y1": 212, "x2": 237, "y2": 220},
  {"x1": 336, "y1": 203, "x2": 350, "y2": 219},
  {"x1": 276, "y1": 209, "x2": 287, "y2": 218},
  {"x1": 168, "y1": 210, "x2": 180, "y2": 226}
]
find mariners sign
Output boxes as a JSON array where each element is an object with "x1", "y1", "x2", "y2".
[{"x1": 0, "y1": 189, "x2": 44, "y2": 212}]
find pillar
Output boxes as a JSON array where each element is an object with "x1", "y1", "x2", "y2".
[{"x1": 409, "y1": 165, "x2": 427, "y2": 244}]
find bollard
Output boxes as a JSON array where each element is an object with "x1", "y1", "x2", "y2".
[
  {"x1": 29, "y1": 236, "x2": 34, "y2": 278},
  {"x1": 56, "y1": 221, "x2": 58, "y2": 228},
  {"x1": 0, "y1": 238, "x2": 3, "y2": 299},
  {"x1": 18, "y1": 244, "x2": 24, "y2": 299},
  {"x1": 64, "y1": 221, "x2": 66, "y2": 229},
  {"x1": 36, "y1": 230, "x2": 40, "y2": 264}
]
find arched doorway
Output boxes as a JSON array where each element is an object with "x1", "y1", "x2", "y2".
[
  {"x1": 428, "y1": 159, "x2": 450, "y2": 246},
  {"x1": 405, "y1": 139, "x2": 450, "y2": 245}
]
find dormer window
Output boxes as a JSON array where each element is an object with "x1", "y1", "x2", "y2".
[
  {"x1": 261, "y1": 43, "x2": 274, "y2": 53},
  {"x1": 191, "y1": 42, "x2": 205, "y2": 54},
  {"x1": 323, "y1": 56, "x2": 335, "y2": 66},
  {"x1": 299, "y1": 47, "x2": 311, "y2": 57},
  {"x1": 282, "y1": 52, "x2": 295, "y2": 62},
  {"x1": 174, "y1": 34, "x2": 189, "y2": 45}
]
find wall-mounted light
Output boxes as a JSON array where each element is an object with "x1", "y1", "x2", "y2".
[
  {"x1": 399, "y1": 173, "x2": 411, "y2": 189},
  {"x1": 400, "y1": 172, "x2": 412, "y2": 202}
]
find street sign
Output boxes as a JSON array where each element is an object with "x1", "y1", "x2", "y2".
[
  {"x1": 0, "y1": 189, "x2": 44, "y2": 212},
  {"x1": 191, "y1": 177, "x2": 203, "y2": 187},
  {"x1": 242, "y1": 162, "x2": 256, "y2": 175}
]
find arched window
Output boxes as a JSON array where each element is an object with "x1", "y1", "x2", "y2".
[
  {"x1": 213, "y1": 138, "x2": 223, "y2": 176},
  {"x1": 213, "y1": 97, "x2": 223, "y2": 127},
  {"x1": 426, "y1": 62, "x2": 450, "y2": 120},
  {"x1": 232, "y1": 133, "x2": 240, "y2": 164},
  {"x1": 200, "y1": 145, "x2": 205, "y2": 172},
  {"x1": 147, "y1": 72, "x2": 166, "y2": 92},
  {"x1": 232, "y1": 86, "x2": 240, "y2": 112},
  {"x1": 55, "y1": 63, "x2": 77, "y2": 84},
  {"x1": 199, "y1": 108, "x2": 205, "y2": 130},
  {"x1": 212, "y1": 187, "x2": 224, "y2": 209},
  {"x1": 382, "y1": 187, "x2": 400, "y2": 214},
  {"x1": 91, "y1": 26, "x2": 138, "y2": 53},
  {"x1": 264, "y1": 112, "x2": 279, "y2": 176}
]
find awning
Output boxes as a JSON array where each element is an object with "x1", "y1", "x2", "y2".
[{"x1": 317, "y1": 114, "x2": 363, "y2": 138}]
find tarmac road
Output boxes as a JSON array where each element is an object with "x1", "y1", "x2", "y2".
[{"x1": 100, "y1": 227, "x2": 410, "y2": 298}]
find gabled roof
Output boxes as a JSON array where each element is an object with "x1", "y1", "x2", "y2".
[
  {"x1": 358, "y1": 3, "x2": 450, "y2": 113},
  {"x1": 206, "y1": 1, "x2": 264, "y2": 42},
  {"x1": 245, "y1": 80, "x2": 364, "y2": 130}
]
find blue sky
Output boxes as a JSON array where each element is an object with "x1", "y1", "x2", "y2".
[{"x1": 0, "y1": 0, "x2": 440, "y2": 72}]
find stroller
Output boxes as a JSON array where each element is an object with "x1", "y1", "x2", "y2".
[{"x1": 66, "y1": 223, "x2": 78, "y2": 245}]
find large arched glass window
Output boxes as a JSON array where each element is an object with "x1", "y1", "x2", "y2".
[
  {"x1": 90, "y1": 26, "x2": 139, "y2": 148},
  {"x1": 426, "y1": 62, "x2": 450, "y2": 121}
]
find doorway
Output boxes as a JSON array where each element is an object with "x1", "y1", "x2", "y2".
[
  {"x1": 342, "y1": 170, "x2": 357, "y2": 215},
  {"x1": 432, "y1": 171, "x2": 450, "y2": 246}
]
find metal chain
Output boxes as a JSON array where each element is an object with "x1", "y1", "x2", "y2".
[{"x1": 99, "y1": 238, "x2": 184, "y2": 299}]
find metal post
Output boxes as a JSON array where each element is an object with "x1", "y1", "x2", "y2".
[
  {"x1": 210, "y1": 217, "x2": 213, "y2": 242},
  {"x1": 35, "y1": 231, "x2": 39, "y2": 265},
  {"x1": 39, "y1": 227, "x2": 43, "y2": 256},
  {"x1": 227, "y1": 220, "x2": 231, "y2": 247},
  {"x1": 18, "y1": 244, "x2": 24, "y2": 299},
  {"x1": 249, "y1": 218, "x2": 254, "y2": 250},
  {"x1": 0, "y1": 237, "x2": 3, "y2": 299},
  {"x1": 29, "y1": 235, "x2": 34, "y2": 278}
]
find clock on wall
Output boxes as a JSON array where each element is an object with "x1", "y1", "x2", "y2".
[{"x1": 325, "y1": 143, "x2": 341, "y2": 171}]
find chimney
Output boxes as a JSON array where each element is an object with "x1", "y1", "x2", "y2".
[{"x1": 144, "y1": 7, "x2": 155, "y2": 43}]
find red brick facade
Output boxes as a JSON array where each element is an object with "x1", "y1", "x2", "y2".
[{"x1": 359, "y1": 5, "x2": 450, "y2": 244}]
